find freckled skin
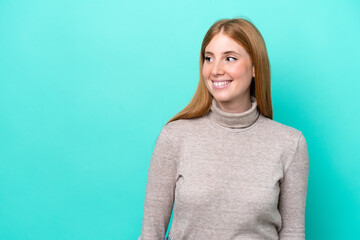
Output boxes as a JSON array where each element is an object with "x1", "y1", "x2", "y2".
[{"x1": 202, "y1": 32, "x2": 255, "y2": 113}]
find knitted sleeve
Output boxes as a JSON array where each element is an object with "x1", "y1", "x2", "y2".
[
  {"x1": 139, "y1": 126, "x2": 178, "y2": 240},
  {"x1": 278, "y1": 133, "x2": 309, "y2": 240}
]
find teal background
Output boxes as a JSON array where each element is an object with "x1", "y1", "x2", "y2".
[{"x1": 0, "y1": 0, "x2": 359, "y2": 239}]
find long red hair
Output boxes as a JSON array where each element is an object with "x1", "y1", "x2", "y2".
[{"x1": 166, "y1": 17, "x2": 272, "y2": 125}]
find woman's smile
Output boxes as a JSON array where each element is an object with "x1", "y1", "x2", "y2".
[{"x1": 212, "y1": 80, "x2": 233, "y2": 89}]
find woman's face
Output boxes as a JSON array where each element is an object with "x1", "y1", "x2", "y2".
[{"x1": 202, "y1": 32, "x2": 255, "y2": 108}]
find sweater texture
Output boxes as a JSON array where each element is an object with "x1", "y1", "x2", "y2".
[{"x1": 140, "y1": 96, "x2": 309, "y2": 240}]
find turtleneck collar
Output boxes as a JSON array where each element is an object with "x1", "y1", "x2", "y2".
[{"x1": 207, "y1": 96, "x2": 260, "y2": 129}]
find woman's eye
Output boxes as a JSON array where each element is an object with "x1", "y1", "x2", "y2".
[
  {"x1": 226, "y1": 57, "x2": 237, "y2": 61},
  {"x1": 204, "y1": 56, "x2": 212, "y2": 62}
]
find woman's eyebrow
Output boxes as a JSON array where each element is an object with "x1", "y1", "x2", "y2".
[{"x1": 205, "y1": 50, "x2": 240, "y2": 55}]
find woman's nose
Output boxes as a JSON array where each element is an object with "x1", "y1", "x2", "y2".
[{"x1": 211, "y1": 61, "x2": 225, "y2": 76}]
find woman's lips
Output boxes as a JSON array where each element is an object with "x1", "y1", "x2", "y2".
[{"x1": 212, "y1": 80, "x2": 232, "y2": 89}]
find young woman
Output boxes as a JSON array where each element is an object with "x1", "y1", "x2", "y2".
[{"x1": 139, "y1": 17, "x2": 309, "y2": 240}]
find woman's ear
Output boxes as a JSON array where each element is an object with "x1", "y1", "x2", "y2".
[{"x1": 252, "y1": 65, "x2": 255, "y2": 78}]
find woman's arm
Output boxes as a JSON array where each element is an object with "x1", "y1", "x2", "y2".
[
  {"x1": 278, "y1": 133, "x2": 309, "y2": 240},
  {"x1": 139, "y1": 126, "x2": 178, "y2": 240}
]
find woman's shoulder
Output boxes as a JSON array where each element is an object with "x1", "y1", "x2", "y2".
[
  {"x1": 258, "y1": 114, "x2": 305, "y2": 148},
  {"x1": 161, "y1": 116, "x2": 205, "y2": 139}
]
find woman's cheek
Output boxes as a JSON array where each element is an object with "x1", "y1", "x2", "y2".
[
  {"x1": 202, "y1": 66, "x2": 210, "y2": 80},
  {"x1": 230, "y1": 62, "x2": 247, "y2": 77}
]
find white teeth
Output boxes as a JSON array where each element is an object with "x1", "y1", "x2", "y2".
[{"x1": 213, "y1": 81, "x2": 231, "y2": 86}]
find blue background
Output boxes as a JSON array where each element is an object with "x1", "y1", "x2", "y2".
[{"x1": 0, "y1": 0, "x2": 359, "y2": 239}]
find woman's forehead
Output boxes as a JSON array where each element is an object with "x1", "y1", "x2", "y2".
[{"x1": 205, "y1": 34, "x2": 247, "y2": 54}]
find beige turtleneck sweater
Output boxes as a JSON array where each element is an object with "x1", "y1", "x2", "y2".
[{"x1": 139, "y1": 96, "x2": 309, "y2": 240}]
